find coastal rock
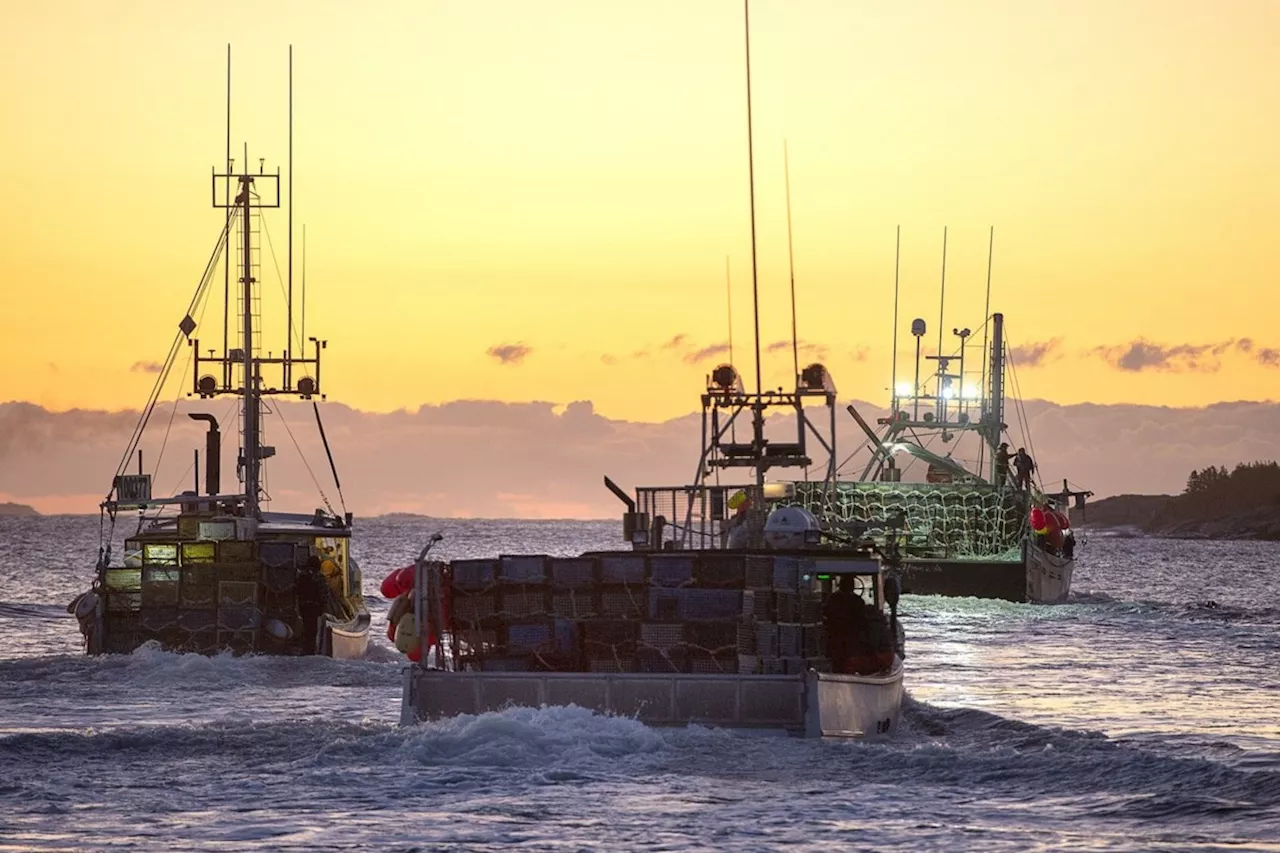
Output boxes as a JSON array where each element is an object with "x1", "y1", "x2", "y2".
[{"x1": 1080, "y1": 494, "x2": 1280, "y2": 541}]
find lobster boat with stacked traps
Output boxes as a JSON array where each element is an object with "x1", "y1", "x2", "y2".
[
  {"x1": 613, "y1": 306, "x2": 1091, "y2": 605},
  {"x1": 602, "y1": 12, "x2": 1087, "y2": 606},
  {"x1": 67, "y1": 47, "x2": 370, "y2": 659},
  {"x1": 395, "y1": 535, "x2": 906, "y2": 738},
  {"x1": 396, "y1": 1, "x2": 903, "y2": 738}
]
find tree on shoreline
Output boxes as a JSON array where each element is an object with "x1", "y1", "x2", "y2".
[{"x1": 1164, "y1": 461, "x2": 1280, "y2": 524}]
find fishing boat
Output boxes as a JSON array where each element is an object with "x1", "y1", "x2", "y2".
[
  {"x1": 397, "y1": 541, "x2": 904, "y2": 738},
  {"x1": 396, "y1": 0, "x2": 904, "y2": 737},
  {"x1": 612, "y1": 304, "x2": 1090, "y2": 605},
  {"x1": 67, "y1": 47, "x2": 369, "y2": 659}
]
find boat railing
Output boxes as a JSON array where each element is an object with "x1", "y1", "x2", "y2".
[{"x1": 635, "y1": 484, "x2": 761, "y2": 550}]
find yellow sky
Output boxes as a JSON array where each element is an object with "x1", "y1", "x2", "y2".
[{"x1": 1, "y1": 0, "x2": 1277, "y2": 422}]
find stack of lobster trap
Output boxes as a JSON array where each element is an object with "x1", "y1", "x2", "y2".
[
  {"x1": 101, "y1": 534, "x2": 304, "y2": 655},
  {"x1": 445, "y1": 552, "x2": 832, "y2": 675}
]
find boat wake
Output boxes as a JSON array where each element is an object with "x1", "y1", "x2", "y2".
[{"x1": 0, "y1": 601, "x2": 70, "y2": 621}]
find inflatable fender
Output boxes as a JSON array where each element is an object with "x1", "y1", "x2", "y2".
[
  {"x1": 68, "y1": 591, "x2": 99, "y2": 622},
  {"x1": 386, "y1": 593, "x2": 412, "y2": 642},
  {"x1": 380, "y1": 565, "x2": 414, "y2": 599},
  {"x1": 263, "y1": 618, "x2": 294, "y2": 640},
  {"x1": 1029, "y1": 506, "x2": 1047, "y2": 535},
  {"x1": 394, "y1": 612, "x2": 420, "y2": 655}
]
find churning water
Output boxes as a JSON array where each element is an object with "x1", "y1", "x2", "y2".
[{"x1": 1, "y1": 516, "x2": 1277, "y2": 851}]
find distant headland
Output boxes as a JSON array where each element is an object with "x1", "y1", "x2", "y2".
[
  {"x1": 1082, "y1": 461, "x2": 1280, "y2": 541},
  {"x1": 0, "y1": 502, "x2": 39, "y2": 517}
]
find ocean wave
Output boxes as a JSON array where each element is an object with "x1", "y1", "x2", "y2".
[{"x1": 0, "y1": 601, "x2": 71, "y2": 621}]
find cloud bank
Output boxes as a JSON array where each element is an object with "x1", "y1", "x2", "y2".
[{"x1": 5, "y1": 397, "x2": 1280, "y2": 518}]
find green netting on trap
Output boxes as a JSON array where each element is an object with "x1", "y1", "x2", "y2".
[{"x1": 790, "y1": 481, "x2": 1026, "y2": 561}]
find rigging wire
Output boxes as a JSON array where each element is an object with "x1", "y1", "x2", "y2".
[
  {"x1": 111, "y1": 213, "x2": 235, "y2": 493},
  {"x1": 150, "y1": 250, "x2": 221, "y2": 500},
  {"x1": 1004, "y1": 326, "x2": 1041, "y2": 491},
  {"x1": 262, "y1": 211, "x2": 343, "y2": 513},
  {"x1": 260, "y1": 213, "x2": 306, "y2": 356},
  {"x1": 271, "y1": 401, "x2": 338, "y2": 517}
]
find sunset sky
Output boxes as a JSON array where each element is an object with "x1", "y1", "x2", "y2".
[{"x1": 2, "y1": 0, "x2": 1278, "y2": 424}]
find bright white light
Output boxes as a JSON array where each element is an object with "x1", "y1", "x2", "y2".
[
  {"x1": 941, "y1": 386, "x2": 957, "y2": 400},
  {"x1": 962, "y1": 384, "x2": 983, "y2": 400},
  {"x1": 895, "y1": 382, "x2": 914, "y2": 397}
]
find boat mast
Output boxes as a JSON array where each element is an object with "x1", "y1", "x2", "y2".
[
  {"x1": 223, "y1": 45, "x2": 232, "y2": 391},
  {"x1": 743, "y1": 0, "x2": 765, "y2": 492},
  {"x1": 988, "y1": 311, "x2": 1006, "y2": 481},
  {"x1": 784, "y1": 139, "x2": 799, "y2": 386},
  {"x1": 237, "y1": 157, "x2": 262, "y2": 518},
  {"x1": 287, "y1": 45, "x2": 294, "y2": 391},
  {"x1": 194, "y1": 48, "x2": 323, "y2": 520}
]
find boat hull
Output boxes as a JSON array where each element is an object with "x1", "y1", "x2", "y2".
[
  {"x1": 324, "y1": 613, "x2": 372, "y2": 660},
  {"x1": 1026, "y1": 544, "x2": 1073, "y2": 604},
  {"x1": 400, "y1": 662, "x2": 903, "y2": 738},
  {"x1": 896, "y1": 558, "x2": 1027, "y2": 601},
  {"x1": 895, "y1": 550, "x2": 1073, "y2": 604}
]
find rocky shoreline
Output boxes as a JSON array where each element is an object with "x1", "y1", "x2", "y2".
[{"x1": 1081, "y1": 494, "x2": 1280, "y2": 541}]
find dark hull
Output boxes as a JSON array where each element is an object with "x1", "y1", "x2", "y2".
[{"x1": 896, "y1": 558, "x2": 1029, "y2": 602}]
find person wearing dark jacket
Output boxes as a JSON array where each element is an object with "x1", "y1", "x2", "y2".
[
  {"x1": 994, "y1": 443, "x2": 1011, "y2": 487},
  {"x1": 823, "y1": 581, "x2": 859, "y2": 670},
  {"x1": 1014, "y1": 447, "x2": 1036, "y2": 491},
  {"x1": 295, "y1": 557, "x2": 327, "y2": 655},
  {"x1": 823, "y1": 579, "x2": 896, "y2": 675}
]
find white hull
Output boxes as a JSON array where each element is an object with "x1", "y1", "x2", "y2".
[
  {"x1": 400, "y1": 660, "x2": 903, "y2": 738},
  {"x1": 324, "y1": 613, "x2": 371, "y2": 660},
  {"x1": 1026, "y1": 545, "x2": 1073, "y2": 604}
]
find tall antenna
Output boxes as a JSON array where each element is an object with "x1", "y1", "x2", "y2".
[
  {"x1": 891, "y1": 224, "x2": 901, "y2": 403},
  {"x1": 743, "y1": 0, "x2": 762, "y2": 400},
  {"x1": 222, "y1": 44, "x2": 231, "y2": 390},
  {"x1": 301, "y1": 224, "x2": 307, "y2": 347},
  {"x1": 726, "y1": 254, "x2": 737, "y2": 445},
  {"x1": 783, "y1": 139, "x2": 798, "y2": 383},
  {"x1": 287, "y1": 45, "x2": 294, "y2": 388},
  {"x1": 240, "y1": 139, "x2": 258, "y2": 517},
  {"x1": 979, "y1": 225, "x2": 995, "y2": 400},
  {"x1": 937, "y1": 225, "x2": 948, "y2": 360},
  {"x1": 725, "y1": 255, "x2": 734, "y2": 366}
]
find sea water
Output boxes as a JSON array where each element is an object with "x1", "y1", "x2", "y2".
[{"x1": 1, "y1": 515, "x2": 1277, "y2": 851}]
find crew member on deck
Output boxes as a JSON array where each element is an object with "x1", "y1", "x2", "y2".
[
  {"x1": 296, "y1": 556, "x2": 326, "y2": 655},
  {"x1": 723, "y1": 490, "x2": 752, "y2": 549},
  {"x1": 823, "y1": 579, "x2": 895, "y2": 675},
  {"x1": 994, "y1": 443, "x2": 1011, "y2": 487},
  {"x1": 1048, "y1": 501, "x2": 1074, "y2": 558},
  {"x1": 1014, "y1": 447, "x2": 1036, "y2": 491}
]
